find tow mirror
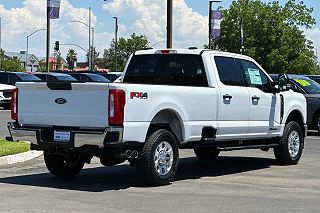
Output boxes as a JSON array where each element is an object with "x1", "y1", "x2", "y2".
[
  {"x1": 271, "y1": 74, "x2": 291, "y2": 93},
  {"x1": 278, "y1": 74, "x2": 291, "y2": 92}
]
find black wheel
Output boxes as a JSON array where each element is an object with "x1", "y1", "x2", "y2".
[
  {"x1": 44, "y1": 151, "x2": 85, "y2": 177},
  {"x1": 274, "y1": 121, "x2": 303, "y2": 165},
  {"x1": 194, "y1": 147, "x2": 220, "y2": 160},
  {"x1": 2, "y1": 104, "x2": 10, "y2": 110},
  {"x1": 314, "y1": 113, "x2": 320, "y2": 132},
  {"x1": 136, "y1": 129, "x2": 179, "y2": 186}
]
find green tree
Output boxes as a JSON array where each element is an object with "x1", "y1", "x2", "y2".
[
  {"x1": 0, "y1": 49, "x2": 24, "y2": 72},
  {"x1": 103, "y1": 33, "x2": 149, "y2": 71},
  {"x1": 212, "y1": 0, "x2": 317, "y2": 74},
  {"x1": 66, "y1": 49, "x2": 77, "y2": 70}
]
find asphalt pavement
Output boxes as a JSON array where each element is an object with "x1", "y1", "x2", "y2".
[{"x1": 0, "y1": 109, "x2": 319, "y2": 213}]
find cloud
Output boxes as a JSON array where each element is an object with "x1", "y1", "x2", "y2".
[
  {"x1": 304, "y1": 28, "x2": 320, "y2": 62},
  {"x1": 0, "y1": 0, "x2": 105, "y2": 62},
  {"x1": 102, "y1": 0, "x2": 208, "y2": 48}
]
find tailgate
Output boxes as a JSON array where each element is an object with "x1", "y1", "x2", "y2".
[{"x1": 16, "y1": 82, "x2": 109, "y2": 128}]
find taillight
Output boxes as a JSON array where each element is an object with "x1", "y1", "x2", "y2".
[
  {"x1": 108, "y1": 89, "x2": 125, "y2": 126},
  {"x1": 11, "y1": 88, "x2": 18, "y2": 120}
]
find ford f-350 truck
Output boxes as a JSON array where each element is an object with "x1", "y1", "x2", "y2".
[{"x1": 8, "y1": 49, "x2": 307, "y2": 186}]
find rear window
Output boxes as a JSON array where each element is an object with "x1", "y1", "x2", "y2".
[
  {"x1": 123, "y1": 54, "x2": 208, "y2": 87},
  {"x1": 16, "y1": 73, "x2": 41, "y2": 81},
  {"x1": 87, "y1": 74, "x2": 110, "y2": 83},
  {"x1": 56, "y1": 75, "x2": 78, "y2": 81}
]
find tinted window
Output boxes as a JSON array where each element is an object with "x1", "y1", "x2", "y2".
[
  {"x1": 214, "y1": 56, "x2": 242, "y2": 86},
  {"x1": 123, "y1": 54, "x2": 208, "y2": 87},
  {"x1": 238, "y1": 59, "x2": 271, "y2": 91},
  {"x1": 34, "y1": 74, "x2": 47, "y2": 81},
  {"x1": 16, "y1": 73, "x2": 41, "y2": 81},
  {"x1": 290, "y1": 81, "x2": 305, "y2": 94},
  {"x1": 8, "y1": 74, "x2": 20, "y2": 86},
  {"x1": 56, "y1": 75, "x2": 77, "y2": 81},
  {"x1": 0, "y1": 73, "x2": 9, "y2": 84},
  {"x1": 87, "y1": 74, "x2": 110, "y2": 83},
  {"x1": 293, "y1": 78, "x2": 320, "y2": 94}
]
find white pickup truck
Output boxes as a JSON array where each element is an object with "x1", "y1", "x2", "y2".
[{"x1": 8, "y1": 49, "x2": 307, "y2": 186}]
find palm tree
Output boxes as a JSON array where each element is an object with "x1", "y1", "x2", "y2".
[{"x1": 66, "y1": 49, "x2": 77, "y2": 70}]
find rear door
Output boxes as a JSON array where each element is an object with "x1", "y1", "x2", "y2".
[
  {"x1": 237, "y1": 59, "x2": 281, "y2": 136},
  {"x1": 212, "y1": 56, "x2": 250, "y2": 138}
]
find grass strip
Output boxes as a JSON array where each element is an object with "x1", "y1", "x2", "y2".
[{"x1": 0, "y1": 138, "x2": 30, "y2": 157}]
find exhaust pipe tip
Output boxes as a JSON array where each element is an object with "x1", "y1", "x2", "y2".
[
  {"x1": 132, "y1": 150, "x2": 138, "y2": 159},
  {"x1": 125, "y1": 150, "x2": 132, "y2": 158}
]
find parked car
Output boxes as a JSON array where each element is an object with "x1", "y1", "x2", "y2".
[
  {"x1": 8, "y1": 49, "x2": 307, "y2": 186},
  {"x1": 97, "y1": 72, "x2": 123, "y2": 82},
  {"x1": 69, "y1": 73, "x2": 110, "y2": 83},
  {"x1": 33, "y1": 73, "x2": 77, "y2": 82},
  {"x1": 0, "y1": 83, "x2": 15, "y2": 110},
  {"x1": 271, "y1": 74, "x2": 320, "y2": 132},
  {"x1": 0, "y1": 71, "x2": 41, "y2": 86}
]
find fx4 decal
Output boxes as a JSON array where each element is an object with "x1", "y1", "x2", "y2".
[{"x1": 130, "y1": 92, "x2": 148, "y2": 99}]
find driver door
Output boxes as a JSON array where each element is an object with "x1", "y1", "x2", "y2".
[{"x1": 238, "y1": 59, "x2": 281, "y2": 136}]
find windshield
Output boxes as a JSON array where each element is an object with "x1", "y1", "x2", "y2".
[
  {"x1": 16, "y1": 73, "x2": 41, "y2": 81},
  {"x1": 88, "y1": 74, "x2": 110, "y2": 82},
  {"x1": 293, "y1": 78, "x2": 320, "y2": 94},
  {"x1": 56, "y1": 75, "x2": 77, "y2": 81}
]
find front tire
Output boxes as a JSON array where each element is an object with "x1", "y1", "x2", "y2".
[
  {"x1": 274, "y1": 121, "x2": 303, "y2": 165},
  {"x1": 136, "y1": 129, "x2": 179, "y2": 186},
  {"x1": 44, "y1": 151, "x2": 85, "y2": 177},
  {"x1": 194, "y1": 147, "x2": 220, "y2": 160}
]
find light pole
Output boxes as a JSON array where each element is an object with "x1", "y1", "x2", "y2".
[
  {"x1": 69, "y1": 20, "x2": 94, "y2": 69},
  {"x1": 113, "y1": 17, "x2": 118, "y2": 72},
  {"x1": 150, "y1": 40, "x2": 165, "y2": 48},
  {"x1": 26, "y1": 28, "x2": 46, "y2": 70},
  {"x1": 167, "y1": 0, "x2": 172, "y2": 49}
]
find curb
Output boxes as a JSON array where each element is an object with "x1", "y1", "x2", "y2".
[{"x1": 0, "y1": 150, "x2": 43, "y2": 166}]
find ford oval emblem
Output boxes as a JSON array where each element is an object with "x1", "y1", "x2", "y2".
[{"x1": 55, "y1": 98, "x2": 67, "y2": 105}]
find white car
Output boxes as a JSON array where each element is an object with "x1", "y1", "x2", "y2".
[
  {"x1": 0, "y1": 83, "x2": 15, "y2": 110},
  {"x1": 8, "y1": 49, "x2": 307, "y2": 186}
]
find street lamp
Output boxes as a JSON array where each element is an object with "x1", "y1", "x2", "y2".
[
  {"x1": 26, "y1": 28, "x2": 46, "y2": 69},
  {"x1": 88, "y1": 0, "x2": 108, "y2": 70},
  {"x1": 69, "y1": 20, "x2": 94, "y2": 69},
  {"x1": 113, "y1": 17, "x2": 118, "y2": 72},
  {"x1": 150, "y1": 41, "x2": 165, "y2": 48}
]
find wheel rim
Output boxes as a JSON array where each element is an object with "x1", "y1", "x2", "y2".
[
  {"x1": 287, "y1": 130, "x2": 300, "y2": 159},
  {"x1": 154, "y1": 141, "x2": 173, "y2": 176}
]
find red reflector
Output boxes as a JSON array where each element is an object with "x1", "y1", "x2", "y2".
[
  {"x1": 160, "y1": 50, "x2": 171, "y2": 54},
  {"x1": 108, "y1": 89, "x2": 126, "y2": 126},
  {"x1": 11, "y1": 88, "x2": 18, "y2": 120}
]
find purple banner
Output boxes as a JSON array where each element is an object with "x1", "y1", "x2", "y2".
[
  {"x1": 47, "y1": 0, "x2": 61, "y2": 19},
  {"x1": 211, "y1": 10, "x2": 222, "y2": 39}
]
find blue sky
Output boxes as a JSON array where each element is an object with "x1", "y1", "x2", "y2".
[{"x1": 0, "y1": 0, "x2": 319, "y2": 61}]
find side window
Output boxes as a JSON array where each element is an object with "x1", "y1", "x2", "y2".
[
  {"x1": 8, "y1": 74, "x2": 19, "y2": 86},
  {"x1": 214, "y1": 56, "x2": 243, "y2": 86},
  {"x1": 47, "y1": 75, "x2": 56, "y2": 81},
  {"x1": 238, "y1": 59, "x2": 271, "y2": 91},
  {"x1": 290, "y1": 81, "x2": 305, "y2": 94},
  {"x1": 0, "y1": 73, "x2": 9, "y2": 84}
]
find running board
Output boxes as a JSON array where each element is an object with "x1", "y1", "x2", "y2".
[{"x1": 218, "y1": 144, "x2": 279, "y2": 151}]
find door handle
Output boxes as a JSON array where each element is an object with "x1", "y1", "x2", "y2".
[
  {"x1": 252, "y1": 96, "x2": 260, "y2": 101},
  {"x1": 223, "y1": 94, "x2": 233, "y2": 100}
]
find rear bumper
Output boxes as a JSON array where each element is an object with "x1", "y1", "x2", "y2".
[{"x1": 7, "y1": 122, "x2": 123, "y2": 149}]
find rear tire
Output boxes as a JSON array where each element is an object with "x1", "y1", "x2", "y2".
[
  {"x1": 44, "y1": 151, "x2": 85, "y2": 177},
  {"x1": 274, "y1": 121, "x2": 303, "y2": 165},
  {"x1": 136, "y1": 129, "x2": 179, "y2": 186},
  {"x1": 194, "y1": 147, "x2": 220, "y2": 160},
  {"x1": 2, "y1": 104, "x2": 10, "y2": 110},
  {"x1": 314, "y1": 113, "x2": 320, "y2": 132}
]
